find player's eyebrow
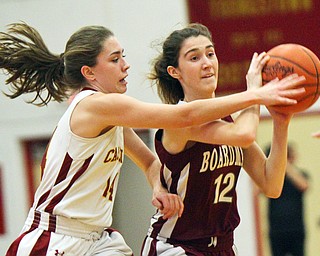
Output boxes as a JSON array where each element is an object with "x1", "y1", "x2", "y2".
[
  {"x1": 109, "y1": 49, "x2": 125, "y2": 56},
  {"x1": 184, "y1": 44, "x2": 214, "y2": 57}
]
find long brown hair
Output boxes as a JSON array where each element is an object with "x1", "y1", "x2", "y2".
[
  {"x1": 149, "y1": 23, "x2": 213, "y2": 104},
  {"x1": 0, "y1": 22, "x2": 113, "y2": 106}
]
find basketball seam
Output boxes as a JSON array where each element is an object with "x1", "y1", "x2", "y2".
[{"x1": 301, "y1": 48, "x2": 320, "y2": 101}]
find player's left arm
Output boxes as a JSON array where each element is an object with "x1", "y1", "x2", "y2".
[
  {"x1": 174, "y1": 107, "x2": 259, "y2": 152},
  {"x1": 124, "y1": 127, "x2": 184, "y2": 219},
  {"x1": 243, "y1": 109, "x2": 292, "y2": 198}
]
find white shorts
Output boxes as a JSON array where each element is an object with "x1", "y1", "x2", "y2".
[
  {"x1": 6, "y1": 210, "x2": 133, "y2": 256},
  {"x1": 7, "y1": 227, "x2": 133, "y2": 256}
]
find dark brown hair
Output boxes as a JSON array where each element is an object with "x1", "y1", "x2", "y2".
[
  {"x1": 0, "y1": 22, "x2": 113, "y2": 105},
  {"x1": 149, "y1": 23, "x2": 213, "y2": 104}
]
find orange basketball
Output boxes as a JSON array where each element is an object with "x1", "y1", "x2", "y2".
[{"x1": 262, "y1": 43, "x2": 320, "y2": 113}]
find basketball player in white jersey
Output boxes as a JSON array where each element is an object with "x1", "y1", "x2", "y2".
[{"x1": 0, "y1": 22, "x2": 305, "y2": 255}]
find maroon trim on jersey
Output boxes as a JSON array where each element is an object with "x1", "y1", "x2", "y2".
[
  {"x1": 29, "y1": 230, "x2": 51, "y2": 255},
  {"x1": 5, "y1": 231, "x2": 30, "y2": 256},
  {"x1": 36, "y1": 190, "x2": 51, "y2": 209},
  {"x1": 160, "y1": 165, "x2": 168, "y2": 190},
  {"x1": 6, "y1": 231, "x2": 51, "y2": 256},
  {"x1": 35, "y1": 153, "x2": 73, "y2": 209},
  {"x1": 6, "y1": 226, "x2": 47, "y2": 256},
  {"x1": 148, "y1": 238, "x2": 158, "y2": 256},
  {"x1": 31, "y1": 211, "x2": 41, "y2": 228},
  {"x1": 45, "y1": 154, "x2": 94, "y2": 213},
  {"x1": 167, "y1": 166, "x2": 180, "y2": 195},
  {"x1": 141, "y1": 237, "x2": 147, "y2": 254},
  {"x1": 40, "y1": 128, "x2": 57, "y2": 180},
  {"x1": 55, "y1": 152, "x2": 73, "y2": 185},
  {"x1": 222, "y1": 115, "x2": 233, "y2": 123},
  {"x1": 141, "y1": 237, "x2": 158, "y2": 256},
  {"x1": 48, "y1": 214, "x2": 57, "y2": 232},
  {"x1": 105, "y1": 227, "x2": 119, "y2": 235},
  {"x1": 40, "y1": 146, "x2": 48, "y2": 180},
  {"x1": 150, "y1": 216, "x2": 167, "y2": 239}
]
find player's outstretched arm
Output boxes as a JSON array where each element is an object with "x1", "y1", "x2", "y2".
[{"x1": 87, "y1": 73, "x2": 306, "y2": 133}]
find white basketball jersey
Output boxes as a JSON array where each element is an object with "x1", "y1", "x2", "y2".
[{"x1": 32, "y1": 90, "x2": 124, "y2": 227}]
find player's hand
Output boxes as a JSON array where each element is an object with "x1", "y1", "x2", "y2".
[
  {"x1": 246, "y1": 52, "x2": 270, "y2": 90},
  {"x1": 151, "y1": 187, "x2": 184, "y2": 219},
  {"x1": 255, "y1": 73, "x2": 306, "y2": 106},
  {"x1": 267, "y1": 105, "x2": 293, "y2": 125}
]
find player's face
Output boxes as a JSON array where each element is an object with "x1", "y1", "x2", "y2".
[
  {"x1": 175, "y1": 35, "x2": 218, "y2": 101},
  {"x1": 90, "y1": 36, "x2": 130, "y2": 94}
]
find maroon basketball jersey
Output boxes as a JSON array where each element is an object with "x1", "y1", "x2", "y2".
[{"x1": 147, "y1": 122, "x2": 243, "y2": 242}]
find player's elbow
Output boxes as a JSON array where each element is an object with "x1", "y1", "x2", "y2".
[
  {"x1": 266, "y1": 192, "x2": 281, "y2": 199},
  {"x1": 263, "y1": 187, "x2": 283, "y2": 199},
  {"x1": 226, "y1": 131, "x2": 256, "y2": 148},
  {"x1": 237, "y1": 130, "x2": 256, "y2": 148}
]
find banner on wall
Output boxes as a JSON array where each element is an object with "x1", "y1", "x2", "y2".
[
  {"x1": 23, "y1": 139, "x2": 49, "y2": 207},
  {"x1": 187, "y1": 0, "x2": 320, "y2": 96}
]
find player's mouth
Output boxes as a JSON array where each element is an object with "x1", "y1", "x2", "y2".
[
  {"x1": 202, "y1": 73, "x2": 215, "y2": 79},
  {"x1": 120, "y1": 75, "x2": 128, "y2": 85}
]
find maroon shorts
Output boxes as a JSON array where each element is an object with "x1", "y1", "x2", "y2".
[{"x1": 141, "y1": 233, "x2": 237, "y2": 256}]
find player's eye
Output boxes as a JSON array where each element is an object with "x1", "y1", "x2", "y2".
[{"x1": 190, "y1": 55, "x2": 199, "y2": 61}]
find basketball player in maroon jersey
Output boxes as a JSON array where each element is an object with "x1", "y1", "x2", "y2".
[
  {"x1": 0, "y1": 23, "x2": 304, "y2": 255},
  {"x1": 141, "y1": 23, "x2": 303, "y2": 256}
]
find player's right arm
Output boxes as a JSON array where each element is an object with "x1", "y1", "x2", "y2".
[
  {"x1": 242, "y1": 107, "x2": 292, "y2": 198},
  {"x1": 123, "y1": 127, "x2": 184, "y2": 219}
]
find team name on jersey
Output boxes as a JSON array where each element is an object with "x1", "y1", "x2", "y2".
[
  {"x1": 199, "y1": 145, "x2": 243, "y2": 173},
  {"x1": 104, "y1": 146, "x2": 123, "y2": 163}
]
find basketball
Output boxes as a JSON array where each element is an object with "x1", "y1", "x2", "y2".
[{"x1": 262, "y1": 43, "x2": 320, "y2": 114}]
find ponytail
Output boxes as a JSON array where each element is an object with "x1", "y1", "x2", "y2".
[
  {"x1": 0, "y1": 22, "x2": 114, "y2": 106},
  {"x1": 0, "y1": 22, "x2": 68, "y2": 105}
]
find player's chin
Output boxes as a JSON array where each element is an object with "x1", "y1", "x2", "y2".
[
  {"x1": 204, "y1": 77, "x2": 217, "y2": 90},
  {"x1": 117, "y1": 84, "x2": 128, "y2": 94}
]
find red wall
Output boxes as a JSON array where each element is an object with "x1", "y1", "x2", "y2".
[{"x1": 187, "y1": 0, "x2": 320, "y2": 95}]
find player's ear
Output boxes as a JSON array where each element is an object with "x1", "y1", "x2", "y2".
[
  {"x1": 81, "y1": 65, "x2": 95, "y2": 81},
  {"x1": 167, "y1": 66, "x2": 180, "y2": 79}
]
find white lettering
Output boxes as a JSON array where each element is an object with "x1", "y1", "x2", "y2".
[
  {"x1": 199, "y1": 145, "x2": 243, "y2": 173},
  {"x1": 199, "y1": 151, "x2": 211, "y2": 173}
]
